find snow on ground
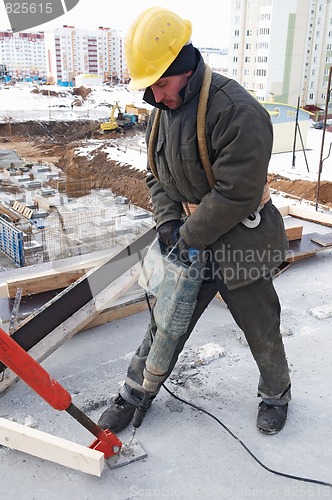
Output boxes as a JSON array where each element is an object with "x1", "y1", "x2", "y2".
[
  {"x1": 268, "y1": 125, "x2": 332, "y2": 183},
  {"x1": 1, "y1": 81, "x2": 332, "y2": 181},
  {"x1": 75, "y1": 137, "x2": 148, "y2": 171},
  {"x1": 0, "y1": 82, "x2": 149, "y2": 122}
]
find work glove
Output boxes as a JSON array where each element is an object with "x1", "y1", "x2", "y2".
[
  {"x1": 177, "y1": 237, "x2": 191, "y2": 265},
  {"x1": 157, "y1": 220, "x2": 182, "y2": 249}
]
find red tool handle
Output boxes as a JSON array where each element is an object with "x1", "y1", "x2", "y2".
[{"x1": 0, "y1": 327, "x2": 71, "y2": 410}]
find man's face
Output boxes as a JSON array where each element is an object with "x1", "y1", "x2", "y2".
[{"x1": 150, "y1": 72, "x2": 192, "y2": 110}]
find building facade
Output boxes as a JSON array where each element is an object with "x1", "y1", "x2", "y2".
[
  {"x1": 229, "y1": 0, "x2": 332, "y2": 111},
  {"x1": 0, "y1": 31, "x2": 47, "y2": 80},
  {"x1": 45, "y1": 26, "x2": 125, "y2": 85},
  {"x1": 0, "y1": 26, "x2": 127, "y2": 85}
]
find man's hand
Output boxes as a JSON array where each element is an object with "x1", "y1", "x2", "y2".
[{"x1": 157, "y1": 220, "x2": 182, "y2": 248}]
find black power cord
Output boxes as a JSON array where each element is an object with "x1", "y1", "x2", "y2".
[
  {"x1": 162, "y1": 383, "x2": 332, "y2": 489},
  {"x1": 143, "y1": 290, "x2": 331, "y2": 488}
]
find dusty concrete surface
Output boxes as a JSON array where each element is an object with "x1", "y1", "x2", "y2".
[{"x1": 0, "y1": 216, "x2": 331, "y2": 499}]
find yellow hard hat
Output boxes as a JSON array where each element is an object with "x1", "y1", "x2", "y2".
[{"x1": 125, "y1": 7, "x2": 192, "y2": 90}]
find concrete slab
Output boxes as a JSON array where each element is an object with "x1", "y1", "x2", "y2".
[
  {"x1": 0, "y1": 218, "x2": 331, "y2": 498},
  {"x1": 0, "y1": 214, "x2": 332, "y2": 500}
]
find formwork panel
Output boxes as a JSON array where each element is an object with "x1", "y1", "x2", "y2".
[{"x1": 0, "y1": 219, "x2": 24, "y2": 267}]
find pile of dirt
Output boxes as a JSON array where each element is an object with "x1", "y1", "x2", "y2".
[
  {"x1": 1, "y1": 120, "x2": 332, "y2": 211},
  {"x1": 267, "y1": 173, "x2": 332, "y2": 208},
  {"x1": 0, "y1": 120, "x2": 100, "y2": 142},
  {"x1": 60, "y1": 145, "x2": 151, "y2": 210}
]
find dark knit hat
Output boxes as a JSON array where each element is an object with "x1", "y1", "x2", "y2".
[{"x1": 161, "y1": 43, "x2": 197, "y2": 77}]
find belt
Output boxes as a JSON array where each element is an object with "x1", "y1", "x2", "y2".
[{"x1": 182, "y1": 182, "x2": 271, "y2": 226}]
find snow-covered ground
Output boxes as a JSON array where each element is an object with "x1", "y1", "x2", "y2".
[
  {"x1": 1, "y1": 81, "x2": 332, "y2": 182},
  {"x1": 0, "y1": 82, "x2": 149, "y2": 122},
  {"x1": 269, "y1": 126, "x2": 332, "y2": 183}
]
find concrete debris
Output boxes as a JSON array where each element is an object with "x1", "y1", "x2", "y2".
[
  {"x1": 170, "y1": 342, "x2": 226, "y2": 385},
  {"x1": 178, "y1": 342, "x2": 226, "y2": 369},
  {"x1": 280, "y1": 324, "x2": 294, "y2": 337},
  {"x1": 309, "y1": 303, "x2": 332, "y2": 319},
  {"x1": 23, "y1": 415, "x2": 38, "y2": 428}
]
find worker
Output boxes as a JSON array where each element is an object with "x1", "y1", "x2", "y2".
[{"x1": 98, "y1": 6, "x2": 291, "y2": 435}]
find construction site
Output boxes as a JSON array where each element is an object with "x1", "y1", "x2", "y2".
[
  {"x1": 0, "y1": 115, "x2": 332, "y2": 498},
  {"x1": 0, "y1": 120, "x2": 152, "y2": 269}
]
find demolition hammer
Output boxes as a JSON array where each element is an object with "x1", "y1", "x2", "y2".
[{"x1": 131, "y1": 240, "x2": 206, "y2": 432}]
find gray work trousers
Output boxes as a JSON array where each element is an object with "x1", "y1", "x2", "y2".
[{"x1": 120, "y1": 259, "x2": 291, "y2": 407}]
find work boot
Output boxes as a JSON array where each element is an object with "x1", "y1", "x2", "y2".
[
  {"x1": 256, "y1": 401, "x2": 288, "y2": 435},
  {"x1": 98, "y1": 394, "x2": 136, "y2": 433}
]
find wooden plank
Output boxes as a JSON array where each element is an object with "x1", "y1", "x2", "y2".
[
  {"x1": 31, "y1": 262, "x2": 143, "y2": 362},
  {"x1": 85, "y1": 294, "x2": 155, "y2": 330},
  {"x1": 310, "y1": 233, "x2": 332, "y2": 247},
  {"x1": 288, "y1": 205, "x2": 332, "y2": 227},
  {"x1": 0, "y1": 262, "x2": 144, "y2": 394},
  {"x1": 286, "y1": 233, "x2": 322, "y2": 262},
  {"x1": 32, "y1": 193, "x2": 55, "y2": 211},
  {"x1": 276, "y1": 204, "x2": 290, "y2": 217},
  {"x1": 6, "y1": 269, "x2": 89, "y2": 298},
  {"x1": 0, "y1": 417, "x2": 104, "y2": 476},
  {"x1": 0, "y1": 225, "x2": 155, "y2": 374},
  {"x1": 285, "y1": 225, "x2": 303, "y2": 241}
]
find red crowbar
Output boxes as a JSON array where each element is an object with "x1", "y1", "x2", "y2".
[{"x1": 0, "y1": 326, "x2": 122, "y2": 459}]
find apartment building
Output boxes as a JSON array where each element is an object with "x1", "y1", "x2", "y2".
[
  {"x1": 0, "y1": 26, "x2": 127, "y2": 85},
  {"x1": 229, "y1": 0, "x2": 332, "y2": 111},
  {"x1": 0, "y1": 31, "x2": 47, "y2": 80},
  {"x1": 44, "y1": 26, "x2": 126, "y2": 84}
]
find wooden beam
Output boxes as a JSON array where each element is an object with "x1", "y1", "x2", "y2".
[
  {"x1": 276, "y1": 204, "x2": 290, "y2": 217},
  {"x1": 0, "y1": 262, "x2": 143, "y2": 394},
  {"x1": 310, "y1": 233, "x2": 332, "y2": 247},
  {"x1": 85, "y1": 293, "x2": 155, "y2": 330},
  {"x1": 285, "y1": 225, "x2": 303, "y2": 241},
  {"x1": 6, "y1": 269, "x2": 89, "y2": 298},
  {"x1": 288, "y1": 205, "x2": 332, "y2": 227},
  {"x1": 286, "y1": 233, "x2": 322, "y2": 262},
  {"x1": 0, "y1": 226, "x2": 155, "y2": 374},
  {"x1": 0, "y1": 417, "x2": 104, "y2": 476}
]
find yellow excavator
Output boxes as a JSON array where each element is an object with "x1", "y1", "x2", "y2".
[
  {"x1": 100, "y1": 102, "x2": 121, "y2": 131},
  {"x1": 100, "y1": 102, "x2": 136, "y2": 132}
]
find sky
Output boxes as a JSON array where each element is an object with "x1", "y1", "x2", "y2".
[{"x1": 0, "y1": 0, "x2": 232, "y2": 49}]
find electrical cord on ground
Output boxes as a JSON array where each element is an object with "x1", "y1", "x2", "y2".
[
  {"x1": 143, "y1": 284, "x2": 331, "y2": 488},
  {"x1": 162, "y1": 383, "x2": 332, "y2": 489}
]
